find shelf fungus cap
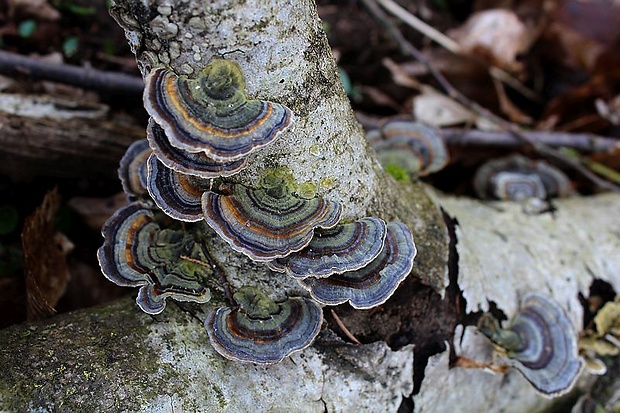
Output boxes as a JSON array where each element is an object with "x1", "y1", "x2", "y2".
[
  {"x1": 147, "y1": 118, "x2": 247, "y2": 178},
  {"x1": 118, "y1": 139, "x2": 151, "y2": 199},
  {"x1": 144, "y1": 59, "x2": 294, "y2": 162},
  {"x1": 298, "y1": 221, "x2": 416, "y2": 309},
  {"x1": 368, "y1": 117, "x2": 449, "y2": 176},
  {"x1": 202, "y1": 170, "x2": 342, "y2": 261},
  {"x1": 478, "y1": 292, "x2": 583, "y2": 397},
  {"x1": 146, "y1": 153, "x2": 210, "y2": 222},
  {"x1": 98, "y1": 202, "x2": 211, "y2": 314},
  {"x1": 268, "y1": 216, "x2": 388, "y2": 279},
  {"x1": 205, "y1": 286, "x2": 323, "y2": 364},
  {"x1": 473, "y1": 155, "x2": 571, "y2": 201},
  {"x1": 97, "y1": 202, "x2": 159, "y2": 286},
  {"x1": 136, "y1": 263, "x2": 212, "y2": 315}
]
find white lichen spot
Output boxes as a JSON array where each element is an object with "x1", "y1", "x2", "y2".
[
  {"x1": 188, "y1": 16, "x2": 206, "y2": 30},
  {"x1": 159, "y1": 51, "x2": 171, "y2": 65},
  {"x1": 169, "y1": 42, "x2": 181, "y2": 60},
  {"x1": 185, "y1": 32, "x2": 194, "y2": 39},
  {"x1": 192, "y1": 45, "x2": 200, "y2": 52},
  {"x1": 193, "y1": 53, "x2": 202, "y2": 62},
  {"x1": 157, "y1": 5, "x2": 172, "y2": 16},
  {"x1": 148, "y1": 38, "x2": 161, "y2": 51},
  {"x1": 180, "y1": 63, "x2": 194, "y2": 75},
  {"x1": 149, "y1": 15, "x2": 178, "y2": 40}
]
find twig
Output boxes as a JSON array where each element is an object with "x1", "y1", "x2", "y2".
[
  {"x1": 182, "y1": 249, "x2": 236, "y2": 306},
  {"x1": 0, "y1": 50, "x2": 144, "y2": 95},
  {"x1": 356, "y1": 111, "x2": 620, "y2": 153},
  {"x1": 442, "y1": 128, "x2": 620, "y2": 153},
  {"x1": 453, "y1": 356, "x2": 509, "y2": 374},
  {"x1": 360, "y1": 0, "x2": 620, "y2": 192},
  {"x1": 377, "y1": 0, "x2": 460, "y2": 53},
  {"x1": 330, "y1": 309, "x2": 362, "y2": 345}
]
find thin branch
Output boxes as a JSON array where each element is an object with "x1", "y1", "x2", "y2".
[
  {"x1": 0, "y1": 50, "x2": 144, "y2": 95},
  {"x1": 361, "y1": 0, "x2": 620, "y2": 192},
  {"x1": 182, "y1": 248, "x2": 236, "y2": 306},
  {"x1": 441, "y1": 128, "x2": 620, "y2": 153},
  {"x1": 330, "y1": 309, "x2": 362, "y2": 345}
]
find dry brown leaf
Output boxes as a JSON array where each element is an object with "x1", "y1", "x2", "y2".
[
  {"x1": 22, "y1": 188, "x2": 73, "y2": 320},
  {"x1": 449, "y1": 9, "x2": 528, "y2": 71}
]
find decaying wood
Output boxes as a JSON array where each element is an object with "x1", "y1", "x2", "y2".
[{"x1": 0, "y1": 99, "x2": 143, "y2": 180}]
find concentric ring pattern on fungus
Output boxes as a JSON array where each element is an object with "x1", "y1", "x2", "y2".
[
  {"x1": 478, "y1": 292, "x2": 583, "y2": 397},
  {"x1": 146, "y1": 153, "x2": 209, "y2": 222},
  {"x1": 97, "y1": 202, "x2": 211, "y2": 314},
  {"x1": 202, "y1": 177, "x2": 342, "y2": 261},
  {"x1": 144, "y1": 59, "x2": 294, "y2": 162},
  {"x1": 268, "y1": 217, "x2": 388, "y2": 279},
  {"x1": 147, "y1": 118, "x2": 248, "y2": 178},
  {"x1": 298, "y1": 221, "x2": 416, "y2": 309},
  {"x1": 205, "y1": 287, "x2": 323, "y2": 364}
]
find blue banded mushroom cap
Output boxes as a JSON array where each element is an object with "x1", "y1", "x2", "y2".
[
  {"x1": 202, "y1": 170, "x2": 342, "y2": 261},
  {"x1": 97, "y1": 202, "x2": 159, "y2": 286},
  {"x1": 473, "y1": 155, "x2": 571, "y2": 201},
  {"x1": 146, "y1": 153, "x2": 210, "y2": 222},
  {"x1": 205, "y1": 286, "x2": 323, "y2": 364},
  {"x1": 478, "y1": 292, "x2": 583, "y2": 397},
  {"x1": 97, "y1": 202, "x2": 211, "y2": 314},
  {"x1": 135, "y1": 261, "x2": 212, "y2": 315},
  {"x1": 144, "y1": 59, "x2": 294, "y2": 162},
  {"x1": 268, "y1": 217, "x2": 388, "y2": 279},
  {"x1": 485, "y1": 171, "x2": 547, "y2": 202},
  {"x1": 368, "y1": 117, "x2": 449, "y2": 176},
  {"x1": 118, "y1": 139, "x2": 151, "y2": 200},
  {"x1": 147, "y1": 118, "x2": 248, "y2": 178},
  {"x1": 298, "y1": 221, "x2": 416, "y2": 309}
]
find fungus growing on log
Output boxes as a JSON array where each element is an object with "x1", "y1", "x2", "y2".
[
  {"x1": 367, "y1": 117, "x2": 449, "y2": 177},
  {"x1": 146, "y1": 154, "x2": 209, "y2": 222},
  {"x1": 478, "y1": 292, "x2": 583, "y2": 397},
  {"x1": 97, "y1": 202, "x2": 211, "y2": 314},
  {"x1": 298, "y1": 221, "x2": 416, "y2": 309},
  {"x1": 202, "y1": 169, "x2": 342, "y2": 261},
  {"x1": 147, "y1": 119, "x2": 248, "y2": 178},
  {"x1": 144, "y1": 59, "x2": 294, "y2": 162},
  {"x1": 473, "y1": 155, "x2": 571, "y2": 201},
  {"x1": 205, "y1": 286, "x2": 323, "y2": 364},
  {"x1": 268, "y1": 217, "x2": 388, "y2": 279},
  {"x1": 118, "y1": 139, "x2": 151, "y2": 200}
]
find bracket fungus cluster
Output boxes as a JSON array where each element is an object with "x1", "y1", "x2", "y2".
[
  {"x1": 144, "y1": 59, "x2": 293, "y2": 162},
  {"x1": 206, "y1": 287, "x2": 323, "y2": 364},
  {"x1": 477, "y1": 292, "x2": 583, "y2": 397},
  {"x1": 366, "y1": 116, "x2": 449, "y2": 178},
  {"x1": 98, "y1": 202, "x2": 212, "y2": 315},
  {"x1": 99, "y1": 58, "x2": 417, "y2": 364},
  {"x1": 473, "y1": 155, "x2": 571, "y2": 201}
]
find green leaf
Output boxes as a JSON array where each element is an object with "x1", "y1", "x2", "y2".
[
  {"x1": 18, "y1": 20, "x2": 37, "y2": 38},
  {"x1": 62, "y1": 36, "x2": 79, "y2": 58}
]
